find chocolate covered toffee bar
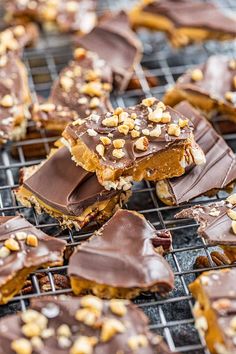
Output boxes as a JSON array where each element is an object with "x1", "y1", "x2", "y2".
[
  {"x1": 130, "y1": 0, "x2": 236, "y2": 47},
  {"x1": 189, "y1": 268, "x2": 236, "y2": 354},
  {"x1": 76, "y1": 11, "x2": 142, "y2": 91},
  {"x1": 62, "y1": 97, "x2": 205, "y2": 191},
  {"x1": 69, "y1": 209, "x2": 174, "y2": 299},
  {"x1": 0, "y1": 216, "x2": 65, "y2": 304},
  {"x1": 32, "y1": 48, "x2": 113, "y2": 132},
  {"x1": 156, "y1": 102, "x2": 236, "y2": 205},
  {"x1": 0, "y1": 295, "x2": 172, "y2": 354},
  {"x1": 16, "y1": 147, "x2": 130, "y2": 230},
  {"x1": 176, "y1": 194, "x2": 236, "y2": 263},
  {"x1": 4, "y1": 0, "x2": 96, "y2": 34},
  {"x1": 164, "y1": 55, "x2": 236, "y2": 122}
]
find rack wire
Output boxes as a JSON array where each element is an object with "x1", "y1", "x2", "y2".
[{"x1": 1, "y1": 0, "x2": 236, "y2": 353}]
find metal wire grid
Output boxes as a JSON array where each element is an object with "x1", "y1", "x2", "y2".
[{"x1": 1, "y1": 0, "x2": 236, "y2": 353}]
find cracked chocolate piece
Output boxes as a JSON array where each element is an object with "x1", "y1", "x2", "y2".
[
  {"x1": 130, "y1": 0, "x2": 236, "y2": 47},
  {"x1": 16, "y1": 147, "x2": 130, "y2": 230},
  {"x1": 4, "y1": 0, "x2": 96, "y2": 34},
  {"x1": 164, "y1": 55, "x2": 236, "y2": 122},
  {"x1": 32, "y1": 48, "x2": 113, "y2": 132},
  {"x1": 69, "y1": 209, "x2": 174, "y2": 299},
  {"x1": 189, "y1": 268, "x2": 236, "y2": 354},
  {"x1": 0, "y1": 215, "x2": 66, "y2": 304},
  {"x1": 156, "y1": 101, "x2": 236, "y2": 205},
  {"x1": 175, "y1": 194, "x2": 236, "y2": 263},
  {"x1": 62, "y1": 97, "x2": 205, "y2": 191},
  {"x1": 0, "y1": 295, "x2": 171, "y2": 354},
  {"x1": 76, "y1": 11, "x2": 142, "y2": 91}
]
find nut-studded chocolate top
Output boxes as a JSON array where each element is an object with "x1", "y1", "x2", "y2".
[
  {"x1": 0, "y1": 295, "x2": 171, "y2": 354},
  {"x1": 142, "y1": 0, "x2": 236, "y2": 34},
  {"x1": 157, "y1": 101, "x2": 236, "y2": 204},
  {"x1": 5, "y1": 0, "x2": 96, "y2": 34},
  {"x1": 0, "y1": 215, "x2": 66, "y2": 290},
  {"x1": 63, "y1": 97, "x2": 193, "y2": 169},
  {"x1": 76, "y1": 11, "x2": 142, "y2": 91},
  {"x1": 190, "y1": 268, "x2": 236, "y2": 353},
  {"x1": 174, "y1": 55, "x2": 236, "y2": 107},
  {"x1": 22, "y1": 147, "x2": 122, "y2": 216},
  {"x1": 175, "y1": 194, "x2": 236, "y2": 246},
  {"x1": 49, "y1": 48, "x2": 113, "y2": 119},
  {"x1": 69, "y1": 209, "x2": 174, "y2": 291}
]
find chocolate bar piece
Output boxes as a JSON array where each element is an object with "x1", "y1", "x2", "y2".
[
  {"x1": 164, "y1": 55, "x2": 236, "y2": 122},
  {"x1": 130, "y1": 0, "x2": 236, "y2": 47},
  {"x1": 69, "y1": 209, "x2": 174, "y2": 299},
  {"x1": 0, "y1": 215, "x2": 66, "y2": 304},
  {"x1": 16, "y1": 147, "x2": 130, "y2": 230},
  {"x1": 189, "y1": 268, "x2": 236, "y2": 354},
  {"x1": 4, "y1": 0, "x2": 96, "y2": 34},
  {"x1": 32, "y1": 48, "x2": 113, "y2": 132},
  {"x1": 76, "y1": 11, "x2": 142, "y2": 91},
  {"x1": 62, "y1": 97, "x2": 205, "y2": 191},
  {"x1": 156, "y1": 101, "x2": 236, "y2": 205},
  {"x1": 175, "y1": 194, "x2": 236, "y2": 263},
  {"x1": 0, "y1": 295, "x2": 172, "y2": 354}
]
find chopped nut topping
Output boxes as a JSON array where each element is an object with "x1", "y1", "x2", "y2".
[
  {"x1": 131, "y1": 112, "x2": 137, "y2": 119},
  {"x1": 26, "y1": 234, "x2": 38, "y2": 247},
  {"x1": 142, "y1": 128, "x2": 150, "y2": 136},
  {"x1": 100, "y1": 136, "x2": 111, "y2": 145},
  {"x1": 85, "y1": 69, "x2": 101, "y2": 82},
  {"x1": 74, "y1": 48, "x2": 87, "y2": 60},
  {"x1": 101, "y1": 318, "x2": 125, "y2": 342},
  {"x1": 103, "y1": 83, "x2": 112, "y2": 91},
  {"x1": 168, "y1": 123, "x2": 181, "y2": 137},
  {"x1": 41, "y1": 328, "x2": 55, "y2": 339},
  {"x1": 150, "y1": 125, "x2": 162, "y2": 137},
  {"x1": 112, "y1": 149, "x2": 125, "y2": 159},
  {"x1": 22, "y1": 310, "x2": 48, "y2": 330},
  {"x1": 148, "y1": 108, "x2": 162, "y2": 123},
  {"x1": 118, "y1": 124, "x2": 129, "y2": 135},
  {"x1": 209, "y1": 208, "x2": 220, "y2": 217},
  {"x1": 4, "y1": 238, "x2": 20, "y2": 251},
  {"x1": 96, "y1": 144, "x2": 105, "y2": 157},
  {"x1": 200, "y1": 275, "x2": 209, "y2": 286},
  {"x1": 78, "y1": 97, "x2": 88, "y2": 105},
  {"x1": 75, "y1": 308, "x2": 98, "y2": 326},
  {"x1": 70, "y1": 336, "x2": 97, "y2": 354},
  {"x1": 31, "y1": 336, "x2": 43, "y2": 350},
  {"x1": 0, "y1": 94, "x2": 14, "y2": 107},
  {"x1": 109, "y1": 299, "x2": 127, "y2": 317},
  {"x1": 232, "y1": 220, "x2": 236, "y2": 235},
  {"x1": 225, "y1": 91, "x2": 234, "y2": 102},
  {"x1": 80, "y1": 295, "x2": 103, "y2": 314},
  {"x1": 57, "y1": 324, "x2": 72, "y2": 338},
  {"x1": 128, "y1": 335, "x2": 148, "y2": 350},
  {"x1": 102, "y1": 116, "x2": 118, "y2": 127},
  {"x1": 87, "y1": 128, "x2": 97, "y2": 137},
  {"x1": 227, "y1": 209, "x2": 236, "y2": 220},
  {"x1": 89, "y1": 97, "x2": 100, "y2": 109},
  {"x1": 119, "y1": 111, "x2": 129, "y2": 123},
  {"x1": 123, "y1": 117, "x2": 135, "y2": 130},
  {"x1": 0, "y1": 245, "x2": 10, "y2": 258},
  {"x1": 60, "y1": 76, "x2": 74, "y2": 92},
  {"x1": 114, "y1": 107, "x2": 123, "y2": 115},
  {"x1": 40, "y1": 103, "x2": 55, "y2": 112},
  {"x1": 58, "y1": 336, "x2": 71, "y2": 349},
  {"x1": 134, "y1": 136, "x2": 149, "y2": 151},
  {"x1": 11, "y1": 338, "x2": 32, "y2": 354},
  {"x1": 229, "y1": 59, "x2": 236, "y2": 70},
  {"x1": 191, "y1": 69, "x2": 203, "y2": 81},
  {"x1": 142, "y1": 97, "x2": 156, "y2": 107},
  {"x1": 22, "y1": 323, "x2": 41, "y2": 338},
  {"x1": 81, "y1": 82, "x2": 103, "y2": 97},
  {"x1": 179, "y1": 118, "x2": 189, "y2": 128},
  {"x1": 113, "y1": 139, "x2": 125, "y2": 149},
  {"x1": 73, "y1": 118, "x2": 85, "y2": 126},
  {"x1": 13, "y1": 25, "x2": 25, "y2": 37},
  {"x1": 131, "y1": 130, "x2": 140, "y2": 138},
  {"x1": 161, "y1": 111, "x2": 171, "y2": 123},
  {"x1": 227, "y1": 194, "x2": 236, "y2": 205}
]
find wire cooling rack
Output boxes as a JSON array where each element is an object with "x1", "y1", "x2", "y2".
[{"x1": 1, "y1": 0, "x2": 236, "y2": 353}]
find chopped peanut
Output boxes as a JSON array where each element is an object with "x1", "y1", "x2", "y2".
[
  {"x1": 131, "y1": 130, "x2": 140, "y2": 138},
  {"x1": 22, "y1": 323, "x2": 42, "y2": 338},
  {"x1": 96, "y1": 144, "x2": 105, "y2": 157},
  {"x1": 100, "y1": 318, "x2": 125, "y2": 342},
  {"x1": 148, "y1": 108, "x2": 162, "y2": 123},
  {"x1": 112, "y1": 149, "x2": 125, "y2": 159},
  {"x1": 179, "y1": 118, "x2": 189, "y2": 128},
  {"x1": 75, "y1": 308, "x2": 97, "y2": 326},
  {"x1": 142, "y1": 129, "x2": 150, "y2": 136},
  {"x1": 89, "y1": 97, "x2": 100, "y2": 108},
  {"x1": 74, "y1": 48, "x2": 87, "y2": 60},
  {"x1": 150, "y1": 126, "x2": 161, "y2": 137},
  {"x1": 102, "y1": 116, "x2": 118, "y2": 127},
  {"x1": 0, "y1": 246, "x2": 10, "y2": 258},
  {"x1": 118, "y1": 124, "x2": 130, "y2": 135},
  {"x1": 11, "y1": 338, "x2": 32, "y2": 354},
  {"x1": 191, "y1": 69, "x2": 203, "y2": 81},
  {"x1": 80, "y1": 295, "x2": 103, "y2": 314},
  {"x1": 113, "y1": 139, "x2": 125, "y2": 149},
  {"x1": 128, "y1": 335, "x2": 148, "y2": 350},
  {"x1": 109, "y1": 299, "x2": 127, "y2": 317},
  {"x1": 142, "y1": 97, "x2": 156, "y2": 107},
  {"x1": 134, "y1": 136, "x2": 149, "y2": 151},
  {"x1": 70, "y1": 336, "x2": 97, "y2": 354},
  {"x1": 227, "y1": 194, "x2": 236, "y2": 205},
  {"x1": 57, "y1": 324, "x2": 72, "y2": 338},
  {"x1": 161, "y1": 111, "x2": 171, "y2": 123},
  {"x1": 227, "y1": 209, "x2": 236, "y2": 221},
  {"x1": 26, "y1": 234, "x2": 38, "y2": 247},
  {"x1": 5, "y1": 238, "x2": 20, "y2": 251},
  {"x1": 0, "y1": 94, "x2": 13, "y2": 107},
  {"x1": 60, "y1": 76, "x2": 74, "y2": 92},
  {"x1": 168, "y1": 124, "x2": 181, "y2": 137},
  {"x1": 87, "y1": 128, "x2": 97, "y2": 137},
  {"x1": 100, "y1": 136, "x2": 111, "y2": 145},
  {"x1": 114, "y1": 107, "x2": 123, "y2": 115}
]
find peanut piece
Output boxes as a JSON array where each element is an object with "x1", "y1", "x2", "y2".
[
  {"x1": 26, "y1": 234, "x2": 38, "y2": 247},
  {"x1": 168, "y1": 124, "x2": 181, "y2": 137},
  {"x1": 109, "y1": 299, "x2": 127, "y2": 317},
  {"x1": 102, "y1": 116, "x2": 118, "y2": 127},
  {"x1": 113, "y1": 139, "x2": 125, "y2": 149},
  {"x1": 118, "y1": 124, "x2": 129, "y2": 135},
  {"x1": 191, "y1": 69, "x2": 203, "y2": 81},
  {"x1": 101, "y1": 318, "x2": 125, "y2": 342},
  {"x1": 100, "y1": 136, "x2": 111, "y2": 145},
  {"x1": 112, "y1": 149, "x2": 125, "y2": 159},
  {"x1": 5, "y1": 238, "x2": 20, "y2": 251},
  {"x1": 96, "y1": 144, "x2": 105, "y2": 157},
  {"x1": 11, "y1": 338, "x2": 32, "y2": 354},
  {"x1": 134, "y1": 136, "x2": 149, "y2": 151}
]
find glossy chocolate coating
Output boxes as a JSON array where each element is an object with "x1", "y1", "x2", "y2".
[
  {"x1": 175, "y1": 200, "x2": 236, "y2": 246},
  {"x1": 76, "y1": 11, "x2": 142, "y2": 90},
  {"x1": 160, "y1": 101, "x2": 236, "y2": 204},
  {"x1": 143, "y1": 0, "x2": 236, "y2": 34},
  {"x1": 0, "y1": 216, "x2": 66, "y2": 288},
  {"x1": 23, "y1": 147, "x2": 120, "y2": 216},
  {"x1": 64, "y1": 98, "x2": 193, "y2": 170},
  {"x1": 175, "y1": 55, "x2": 236, "y2": 106},
  {"x1": 0, "y1": 295, "x2": 171, "y2": 354},
  {"x1": 69, "y1": 209, "x2": 174, "y2": 291}
]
